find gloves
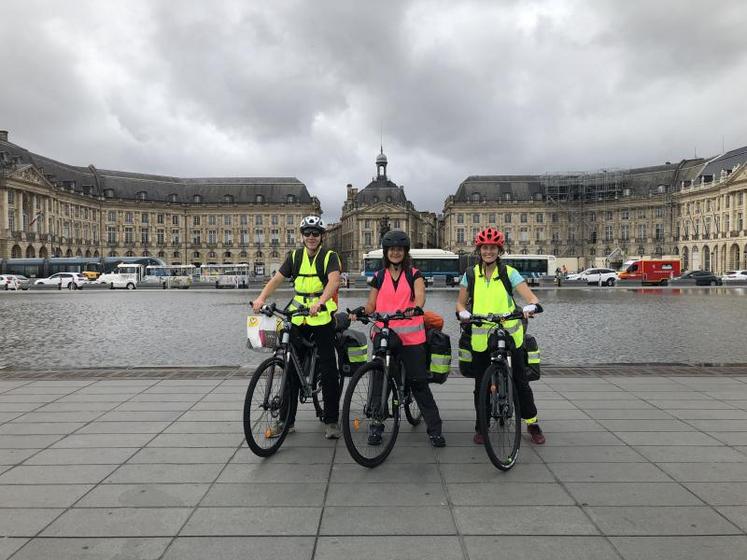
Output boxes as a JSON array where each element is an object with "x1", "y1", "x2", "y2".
[
  {"x1": 458, "y1": 310, "x2": 472, "y2": 320},
  {"x1": 350, "y1": 306, "x2": 366, "y2": 317},
  {"x1": 523, "y1": 304, "x2": 538, "y2": 314}
]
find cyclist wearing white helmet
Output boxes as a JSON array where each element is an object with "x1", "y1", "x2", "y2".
[{"x1": 253, "y1": 214, "x2": 343, "y2": 439}]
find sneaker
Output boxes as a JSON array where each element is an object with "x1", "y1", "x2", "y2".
[
  {"x1": 472, "y1": 432, "x2": 485, "y2": 445},
  {"x1": 265, "y1": 421, "x2": 294, "y2": 439},
  {"x1": 368, "y1": 424, "x2": 384, "y2": 446},
  {"x1": 429, "y1": 433, "x2": 446, "y2": 448},
  {"x1": 324, "y1": 423, "x2": 342, "y2": 439},
  {"x1": 527, "y1": 424, "x2": 546, "y2": 445}
]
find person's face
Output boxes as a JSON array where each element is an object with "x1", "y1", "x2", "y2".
[
  {"x1": 479, "y1": 244, "x2": 500, "y2": 263},
  {"x1": 387, "y1": 246, "x2": 405, "y2": 265},
  {"x1": 302, "y1": 229, "x2": 322, "y2": 250}
]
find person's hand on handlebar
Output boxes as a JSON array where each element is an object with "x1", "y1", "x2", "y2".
[
  {"x1": 348, "y1": 305, "x2": 367, "y2": 323},
  {"x1": 458, "y1": 309, "x2": 472, "y2": 322},
  {"x1": 309, "y1": 302, "x2": 323, "y2": 316},
  {"x1": 522, "y1": 303, "x2": 543, "y2": 319},
  {"x1": 403, "y1": 306, "x2": 423, "y2": 318},
  {"x1": 251, "y1": 298, "x2": 265, "y2": 314}
]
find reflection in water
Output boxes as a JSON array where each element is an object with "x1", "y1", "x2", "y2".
[{"x1": 1, "y1": 287, "x2": 746, "y2": 368}]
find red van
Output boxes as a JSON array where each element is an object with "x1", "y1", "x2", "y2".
[{"x1": 618, "y1": 259, "x2": 681, "y2": 285}]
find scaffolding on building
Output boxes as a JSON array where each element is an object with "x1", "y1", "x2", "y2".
[{"x1": 542, "y1": 169, "x2": 631, "y2": 263}]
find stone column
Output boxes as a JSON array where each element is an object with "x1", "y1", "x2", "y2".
[{"x1": 0, "y1": 189, "x2": 8, "y2": 231}]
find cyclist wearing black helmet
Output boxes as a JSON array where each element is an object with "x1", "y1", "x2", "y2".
[
  {"x1": 350, "y1": 230, "x2": 445, "y2": 447},
  {"x1": 253, "y1": 215, "x2": 343, "y2": 439}
]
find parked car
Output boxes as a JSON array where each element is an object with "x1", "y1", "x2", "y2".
[
  {"x1": 1, "y1": 274, "x2": 20, "y2": 290},
  {"x1": 9, "y1": 275, "x2": 31, "y2": 290},
  {"x1": 721, "y1": 270, "x2": 747, "y2": 282},
  {"x1": 34, "y1": 272, "x2": 88, "y2": 289},
  {"x1": 566, "y1": 268, "x2": 618, "y2": 286},
  {"x1": 672, "y1": 270, "x2": 723, "y2": 286}
]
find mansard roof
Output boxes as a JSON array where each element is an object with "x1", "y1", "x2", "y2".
[
  {"x1": 0, "y1": 136, "x2": 312, "y2": 204},
  {"x1": 699, "y1": 146, "x2": 747, "y2": 180},
  {"x1": 354, "y1": 175, "x2": 409, "y2": 205}
]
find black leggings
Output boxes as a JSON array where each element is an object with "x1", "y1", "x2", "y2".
[
  {"x1": 283, "y1": 321, "x2": 340, "y2": 425},
  {"x1": 470, "y1": 348, "x2": 537, "y2": 431}
]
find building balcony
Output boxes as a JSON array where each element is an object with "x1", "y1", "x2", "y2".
[
  {"x1": 39, "y1": 233, "x2": 49, "y2": 242},
  {"x1": 731, "y1": 231, "x2": 741, "y2": 237},
  {"x1": 26, "y1": 232, "x2": 36, "y2": 242}
]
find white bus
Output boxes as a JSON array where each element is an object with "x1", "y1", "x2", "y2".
[
  {"x1": 143, "y1": 265, "x2": 195, "y2": 288},
  {"x1": 461, "y1": 253, "x2": 557, "y2": 284},
  {"x1": 362, "y1": 249, "x2": 461, "y2": 285},
  {"x1": 198, "y1": 263, "x2": 253, "y2": 288}
]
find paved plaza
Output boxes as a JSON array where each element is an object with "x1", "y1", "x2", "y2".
[{"x1": 2, "y1": 371, "x2": 747, "y2": 559}]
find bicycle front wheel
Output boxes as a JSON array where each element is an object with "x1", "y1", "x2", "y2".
[
  {"x1": 342, "y1": 361, "x2": 400, "y2": 468},
  {"x1": 243, "y1": 357, "x2": 291, "y2": 457},
  {"x1": 479, "y1": 363, "x2": 521, "y2": 470}
]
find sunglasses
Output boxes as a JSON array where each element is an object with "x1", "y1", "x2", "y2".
[{"x1": 302, "y1": 230, "x2": 321, "y2": 238}]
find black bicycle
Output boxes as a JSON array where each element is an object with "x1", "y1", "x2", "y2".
[
  {"x1": 243, "y1": 302, "x2": 339, "y2": 457},
  {"x1": 341, "y1": 307, "x2": 424, "y2": 468},
  {"x1": 462, "y1": 305, "x2": 542, "y2": 471}
]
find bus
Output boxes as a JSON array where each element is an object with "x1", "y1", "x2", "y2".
[
  {"x1": 0, "y1": 256, "x2": 166, "y2": 279},
  {"x1": 362, "y1": 249, "x2": 461, "y2": 285},
  {"x1": 461, "y1": 253, "x2": 557, "y2": 284},
  {"x1": 198, "y1": 263, "x2": 253, "y2": 288},
  {"x1": 142, "y1": 265, "x2": 195, "y2": 288}
]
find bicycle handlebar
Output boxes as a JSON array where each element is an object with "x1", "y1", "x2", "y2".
[
  {"x1": 346, "y1": 306, "x2": 423, "y2": 325},
  {"x1": 249, "y1": 301, "x2": 326, "y2": 319},
  {"x1": 461, "y1": 303, "x2": 544, "y2": 325}
]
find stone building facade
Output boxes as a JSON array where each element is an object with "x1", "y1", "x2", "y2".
[
  {"x1": 0, "y1": 131, "x2": 320, "y2": 275},
  {"x1": 328, "y1": 150, "x2": 437, "y2": 272},
  {"x1": 442, "y1": 150, "x2": 747, "y2": 273}
]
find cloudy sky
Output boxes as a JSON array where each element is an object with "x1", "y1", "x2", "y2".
[{"x1": 1, "y1": 0, "x2": 746, "y2": 219}]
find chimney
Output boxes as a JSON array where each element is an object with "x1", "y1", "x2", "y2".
[{"x1": 0, "y1": 131, "x2": 7, "y2": 142}]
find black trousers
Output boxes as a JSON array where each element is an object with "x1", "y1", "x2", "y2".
[
  {"x1": 284, "y1": 321, "x2": 340, "y2": 425},
  {"x1": 470, "y1": 347, "x2": 538, "y2": 431},
  {"x1": 397, "y1": 343, "x2": 443, "y2": 436}
]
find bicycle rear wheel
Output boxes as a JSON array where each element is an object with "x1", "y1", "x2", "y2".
[
  {"x1": 342, "y1": 361, "x2": 400, "y2": 468},
  {"x1": 478, "y1": 363, "x2": 521, "y2": 470},
  {"x1": 243, "y1": 357, "x2": 291, "y2": 457}
]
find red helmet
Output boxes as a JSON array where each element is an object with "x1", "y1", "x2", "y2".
[{"x1": 474, "y1": 227, "x2": 505, "y2": 248}]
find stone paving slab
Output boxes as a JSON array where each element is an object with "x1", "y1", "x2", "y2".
[{"x1": 1, "y1": 374, "x2": 747, "y2": 559}]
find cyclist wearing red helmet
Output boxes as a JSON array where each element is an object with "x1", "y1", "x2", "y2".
[{"x1": 456, "y1": 227, "x2": 546, "y2": 445}]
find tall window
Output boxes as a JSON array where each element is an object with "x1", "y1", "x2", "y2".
[
  {"x1": 124, "y1": 211, "x2": 133, "y2": 224},
  {"x1": 107, "y1": 210, "x2": 116, "y2": 222},
  {"x1": 192, "y1": 230, "x2": 201, "y2": 244},
  {"x1": 157, "y1": 230, "x2": 165, "y2": 244},
  {"x1": 141, "y1": 213, "x2": 149, "y2": 224},
  {"x1": 157, "y1": 214, "x2": 164, "y2": 224},
  {"x1": 208, "y1": 230, "x2": 217, "y2": 244},
  {"x1": 520, "y1": 213, "x2": 527, "y2": 223},
  {"x1": 504, "y1": 213, "x2": 512, "y2": 223},
  {"x1": 140, "y1": 227, "x2": 149, "y2": 244},
  {"x1": 172, "y1": 215, "x2": 179, "y2": 226},
  {"x1": 224, "y1": 231, "x2": 233, "y2": 245},
  {"x1": 107, "y1": 226, "x2": 116, "y2": 243},
  {"x1": 536, "y1": 213, "x2": 544, "y2": 223},
  {"x1": 193, "y1": 215, "x2": 201, "y2": 226},
  {"x1": 605, "y1": 225, "x2": 613, "y2": 241},
  {"x1": 457, "y1": 213, "x2": 464, "y2": 224},
  {"x1": 472, "y1": 213, "x2": 480, "y2": 224},
  {"x1": 208, "y1": 215, "x2": 217, "y2": 225},
  {"x1": 456, "y1": 229, "x2": 465, "y2": 243},
  {"x1": 172, "y1": 229, "x2": 180, "y2": 244},
  {"x1": 655, "y1": 224, "x2": 664, "y2": 240},
  {"x1": 224, "y1": 215, "x2": 232, "y2": 226},
  {"x1": 124, "y1": 227, "x2": 134, "y2": 243}
]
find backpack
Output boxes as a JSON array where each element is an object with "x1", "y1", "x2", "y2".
[
  {"x1": 289, "y1": 247, "x2": 339, "y2": 304},
  {"x1": 373, "y1": 267, "x2": 416, "y2": 301},
  {"x1": 426, "y1": 328, "x2": 452, "y2": 384}
]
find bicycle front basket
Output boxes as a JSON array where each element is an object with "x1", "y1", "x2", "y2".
[{"x1": 246, "y1": 314, "x2": 283, "y2": 352}]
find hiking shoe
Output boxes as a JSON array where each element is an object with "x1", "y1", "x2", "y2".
[
  {"x1": 266, "y1": 422, "x2": 294, "y2": 439},
  {"x1": 429, "y1": 433, "x2": 446, "y2": 448},
  {"x1": 324, "y1": 423, "x2": 342, "y2": 439},
  {"x1": 527, "y1": 424, "x2": 546, "y2": 445},
  {"x1": 472, "y1": 432, "x2": 485, "y2": 445},
  {"x1": 368, "y1": 424, "x2": 384, "y2": 446}
]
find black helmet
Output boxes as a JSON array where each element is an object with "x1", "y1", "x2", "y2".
[{"x1": 381, "y1": 230, "x2": 410, "y2": 249}]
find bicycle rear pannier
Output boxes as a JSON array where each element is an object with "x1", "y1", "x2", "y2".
[
  {"x1": 426, "y1": 329, "x2": 452, "y2": 384},
  {"x1": 524, "y1": 334, "x2": 541, "y2": 381},
  {"x1": 458, "y1": 328, "x2": 474, "y2": 378},
  {"x1": 340, "y1": 329, "x2": 368, "y2": 377}
]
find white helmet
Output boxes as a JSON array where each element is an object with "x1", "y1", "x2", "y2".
[{"x1": 299, "y1": 215, "x2": 326, "y2": 232}]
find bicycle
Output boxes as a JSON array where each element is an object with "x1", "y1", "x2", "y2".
[
  {"x1": 341, "y1": 307, "x2": 425, "y2": 468},
  {"x1": 461, "y1": 304, "x2": 543, "y2": 471},
  {"x1": 243, "y1": 301, "x2": 341, "y2": 457}
]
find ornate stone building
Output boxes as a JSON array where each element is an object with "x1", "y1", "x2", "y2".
[
  {"x1": 675, "y1": 147, "x2": 747, "y2": 273},
  {"x1": 0, "y1": 131, "x2": 320, "y2": 275},
  {"x1": 443, "y1": 150, "x2": 747, "y2": 273},
  {"x1": 328, "y1": 150, "x2": 437, "y2": 272}
]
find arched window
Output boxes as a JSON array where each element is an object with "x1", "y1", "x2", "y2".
[
  {"x1": 108, "y1": 250, "x2": 117, "y2": 257},
  {"x1": 173, "y1": 251, "x2": 180, "y2": 258},
  {"x1": 208, "y1": 251, "x2": 216, "y2": 258},
  {"x1": 223, "y1": 194, "x2": 234, "y2": 204},
  {"x1": 255, "y1": 194, "x2": 265, "y2": 203},
  {"x1": 158, "y1": 251, "x2": 165, "y2": 258},
  {"x1": 104, "y1": 189, "x2": 115, "y2": 198},
  {"x1": 504, "y1": 192, "x2": 512, "y2": 202},
  {"x1": 193, "y1": 194, "x2": 202, "y2": 204},
  {"x1": 471, "y1": 192, "x2": 480, "y2": 203},
  {"x1": 287, "y1": 194, "x2": 296, "y2": 204},
  {"x1": 193, "y1": 251, "x2": 200, "y2": 259},
  {"x1": 25, "y1": 246, "x2": 35, "y2": 258},
  {"x1": 11, "y1": 245, "x2": 21, "y2": 258},
  {"x1": 136, "y1": 191, "x2": 147, "y2": 201},
  {"x1": 125, "y1": 250, "x2": 134, "y2": 257},
  {"x1": 223, "y1": 251, "x2": 232, "y2": 258},
  {"x1": 169, "y1": 193, "x2": 179, "y2": 203}
]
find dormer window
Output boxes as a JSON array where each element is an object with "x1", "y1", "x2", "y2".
[
  {"x1": 471, "y1": 192, "x2": 480, "y2": 203},
  {"x1": 223, "y1": 194, "x2": 234, "y2": 204},
  {"x1": 193, "y1": 194, "x2": 202, "y2": 204},
  {"x1": 534, "y1": 192, "x2": 543, "y2": 201},
  {"x1": 373, "y1": 196, "x2": 379, "y2": 203},
  {"x1": 386, "y1": 196, "x2": 392, "y2": 203},
  {"x1": 136, "y1": 191, "x2": 147, "y2": 201},
  {"x1": 104, "y1": 189, "x2": 114, "y2": 198},
  {"x1": 255, "y1": 194, "x2": 265, "y2": 203},
  {"x1": 169, "y1": 193, "x2": 179, "y2": 203},
  {"x1": 287, "y1": 194, "x2": 296, "y2": 204},
  {"x1": 503, "y1": 192, "x2": 512, "y2": 202}
]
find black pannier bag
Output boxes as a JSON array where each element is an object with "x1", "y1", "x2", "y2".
[
  {"x1": 426, "y1": 329, "x2": 452, "y2": 384},
  {"x1": 339, "y1": 329, "x2": 368, "y2": 377},
  {"x1": 524, "y1": 334, "x2": 541, "y2": 381},
  {"x1": 458, "y1": 327, "x2": 474, "y2": 378}
]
